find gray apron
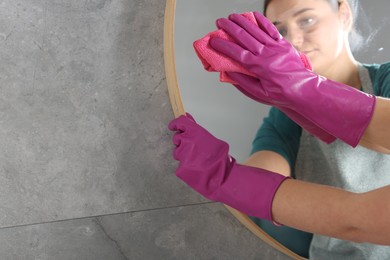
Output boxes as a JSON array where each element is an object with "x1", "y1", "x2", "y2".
[{"x1": 294, "y1": 64, "x2": 390, "y2": 259}]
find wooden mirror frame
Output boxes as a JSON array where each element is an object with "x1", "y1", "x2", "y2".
[{"x1": 163, "y1": 1, "x2": 306, "y2": 259}]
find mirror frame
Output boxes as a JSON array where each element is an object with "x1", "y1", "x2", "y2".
[{"x1": 163, "y1": 1, "x2": 306, "y2": 259}]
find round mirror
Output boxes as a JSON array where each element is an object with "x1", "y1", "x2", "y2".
[
  {"x1": 164, "y1": 0, "x2": 390, "y2": 259},
  {"x1": 164, "y1": 1, "x2": 306, "y2": 258}
]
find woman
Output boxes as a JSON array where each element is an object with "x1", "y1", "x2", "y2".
[{"x1": 168, "y1": 0, "x2": 390, "y2": 259}]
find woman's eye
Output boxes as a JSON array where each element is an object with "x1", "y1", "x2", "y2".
[{"x1": 299, "y1": 17, "x2": 315, "y2": 28}]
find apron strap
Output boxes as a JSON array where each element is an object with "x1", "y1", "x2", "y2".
[{"x1": 358, "y1": 63, "x2": 374, "y2": 94}]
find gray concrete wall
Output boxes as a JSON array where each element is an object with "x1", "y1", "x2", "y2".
[
  {"x1": 1, "y1": 0, "x2": 388, "y2": 259},
  {"x1": 0, "y1": 0, "x2": 290, "y2": 259}
]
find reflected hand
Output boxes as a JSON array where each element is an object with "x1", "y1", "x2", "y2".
[
  {"x1": 207, "y1": 12, "x2": 336, "y2": 144},
  {"x1": 210, "y1": 12, "x2": 309, "y2": 108},
  {"x1": 208, "y1": 15, "x2": 336, "y2": 144},
  {"x1": 210, "y1": 12, "x2": 376, "y2": 147},
  {"x1": 228, "y1": 53, "x2": 336, "y2": 144},
  {"x1": 168, "y1": 113, "x2": 289, "y2": 222}
]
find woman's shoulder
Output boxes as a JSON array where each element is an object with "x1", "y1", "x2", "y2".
[
  {"x1": 363, "y1": 61, "x2": 390, "y2": 69},
  {"x1": 362, "y1": 62, "x2": 390, "y2": 97},
  {"x1": 363, "y1": 61, "x2": 390, "y2": 78}
]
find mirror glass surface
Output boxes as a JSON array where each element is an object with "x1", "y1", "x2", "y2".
[
  {"x1": 174, "y1": 0, "x2": 390, "y2": 162},
  {"x1": 173, "y1": 0, "x2": 390, "y2": 257},
  {"x1": 175, "y1": 0, "x2": 266, "y2": 162}
]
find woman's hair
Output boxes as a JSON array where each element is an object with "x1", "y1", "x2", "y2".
[{"x1": 262, "y1": 0, "x2": 365, "y2": 52}]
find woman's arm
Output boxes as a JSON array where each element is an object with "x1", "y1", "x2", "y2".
[
  {"x1": 169, "y1": 114, "x2": 390, "y2": 245},
  {"x1": 272, "y1": 179, "x2": 390, "y2": 245},
  {"x1": 247, "y1": 151, "x2": 390, "y2": 245},
  {"x1": 244, "y1": 150, "x2": 291, "y2": 177},
  {"x1": 360, "y1": 97, "x2": 390, "y2": 153}
]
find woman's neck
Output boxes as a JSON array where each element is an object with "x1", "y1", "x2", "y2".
[{"x1": 318, "y1": 48, "x2": 361, "y2": 89}]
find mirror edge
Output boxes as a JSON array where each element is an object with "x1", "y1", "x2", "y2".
[
  {"x1": 163, "y1": 1, "x2": 306, "y2": 259},
  {"x1": 225, "y1": 206, "x2": 306, "y2": 259},
  {"x1": 164, "y1": 0, "x2": 185, "y2": 117}
]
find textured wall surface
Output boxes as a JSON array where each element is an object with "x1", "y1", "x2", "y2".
[{"x1": 0, "y1": 0, "x2": 290, "y2": 259}]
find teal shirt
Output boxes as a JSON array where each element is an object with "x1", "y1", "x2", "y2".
[{"x1": 250, "y1": 62, "x2": 390, "y2": 258}]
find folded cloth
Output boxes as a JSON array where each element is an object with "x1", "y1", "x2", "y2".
[
  {"x1": 193, "y1": 12, "x2": 258, "y2": 84},
  {"x1": 193, "y1": 12, "x2": 312, "y2": 84}
]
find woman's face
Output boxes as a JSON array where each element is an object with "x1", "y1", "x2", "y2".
[{"x1": 266, "y1": 0, "x2": 350, "y2": 73}]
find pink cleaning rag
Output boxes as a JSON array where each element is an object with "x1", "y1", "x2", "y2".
[
  {"x1": 193, "y1": 12, "x2": 258, "y2": 84},
  {"x1": 193, "y1": 12, "x2": 312, "y2": 84}
]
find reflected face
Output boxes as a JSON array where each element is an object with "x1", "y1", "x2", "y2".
[{"x1": 266, "y1": 0, "x2": 349, "y2": 74}]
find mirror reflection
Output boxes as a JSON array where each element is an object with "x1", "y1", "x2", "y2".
[
  {"x1": 174, "y1": 0, "x2": 390, "y2": 259},
  {"x1": 175, "y1": 0, "x2": 265, "y2": 163}
]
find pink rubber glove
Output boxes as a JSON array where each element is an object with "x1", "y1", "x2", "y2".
[
  {"x1": 168, "y1": 113, "x2": 289, "y2": 222},
  {"x1": 232, "y1": 51, "x2": 336, "y2": 144},
  {"x1": 210, "y1": 12, "x2": 376, "y2": 147}
]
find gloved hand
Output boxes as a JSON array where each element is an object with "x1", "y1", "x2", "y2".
[
  {"x1": 168, "y1": 113, "x2": 289, "y2": 222},
  {"x1": 209, "y1": 12, "x2": 376, "y2": 147},
  {"x1": 231, "y1": 50, "x2": 336, "y2": 144}
]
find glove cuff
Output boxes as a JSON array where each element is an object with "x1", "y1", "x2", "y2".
[{"x1": 211, "y1": 160, "x2": 290, "y2": 224}]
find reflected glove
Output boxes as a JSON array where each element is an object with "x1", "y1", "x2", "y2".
[
  {"x1": 210, "y1": 12, "x2": 376, "y2": 147},
  {"x1": 168, "y1": 113, "x2": 289, "y2": 222},
  {"x1": 232, "y1": 51, "x2": 336, "y2": 144}
]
